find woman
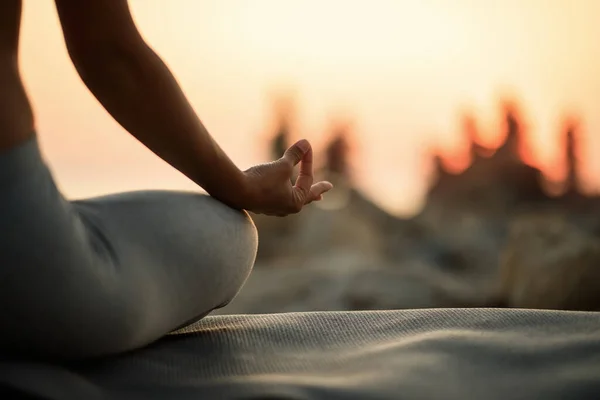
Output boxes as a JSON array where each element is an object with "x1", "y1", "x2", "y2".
[{"x1": 0, "y1": 0, "x2": 332, "y2": 360}]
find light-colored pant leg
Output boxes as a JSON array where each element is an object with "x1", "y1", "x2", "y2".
[{"x1": 0, "y1": 137, "x2": 257, "y2": 360}]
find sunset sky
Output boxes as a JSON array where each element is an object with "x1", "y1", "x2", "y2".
[{"x1": 19, "y1": 0, "x2": 600, "y2": 215}]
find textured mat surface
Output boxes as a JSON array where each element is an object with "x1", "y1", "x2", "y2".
[{"x1": 2, "y1": 308, "x2": 600, "y2": 399}]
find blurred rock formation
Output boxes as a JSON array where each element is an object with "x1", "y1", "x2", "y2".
[{"x1": 226, "y1": 98, "x2": 600, "y2": 315}]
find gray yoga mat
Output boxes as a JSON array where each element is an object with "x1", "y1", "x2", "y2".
[{"x1": 2, "y1": 308, "x2": 600, "y2": 399}]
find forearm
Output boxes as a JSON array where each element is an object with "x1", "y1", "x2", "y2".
[
  {"x1": 0, "y1": 60, "x2": 35, "y2": 152},
  {"x1": 70, "y1": 43, "x2": 247, "y2": 208},
  {"x1": 0, "y1": 1, "x2": 35, "y2": 151}
]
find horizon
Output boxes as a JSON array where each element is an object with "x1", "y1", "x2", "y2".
[{"x1": 19, "y1": 0, "x2": 600, "y2": 216}]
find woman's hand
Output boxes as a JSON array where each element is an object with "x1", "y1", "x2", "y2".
[{"x1": 240, "y1": 139, "x2": 333, "y2": 216}]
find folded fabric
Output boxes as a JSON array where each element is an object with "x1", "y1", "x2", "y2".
[{"x1": 1, "y1": 308, "x2": 600, "y2": 400}]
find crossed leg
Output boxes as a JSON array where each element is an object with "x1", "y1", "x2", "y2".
[{"x1": 0, "y1": 137, "x2": 257, "y2": 360}]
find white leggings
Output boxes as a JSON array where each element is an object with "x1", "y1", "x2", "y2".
[{"x1": 0, "y1": 137, "x2": 258, "y2": 360}]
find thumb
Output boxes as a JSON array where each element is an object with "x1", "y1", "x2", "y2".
[
  {"x1": 306, "y1": 181, "x2": 334, "y2": 204},
  {"x1": 282, "y1": 139, "x2": 311, "y2": 167}
]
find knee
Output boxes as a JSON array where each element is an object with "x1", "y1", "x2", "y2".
[
  {"x1": 225, "y1": 208, "x2": 258, "y2": 299},
  {"x1": 227, "y1": 208, "x2": 259, "y2": 278},
  {"x1": 211, "y1": 196, "x2": 258, "y2": 262},
  {"x1": 203, "y1": 197, "x2": 258, "y2": 306},
  {"x1": 234, "y1": 207, "x2": 259, "y2": 259}
]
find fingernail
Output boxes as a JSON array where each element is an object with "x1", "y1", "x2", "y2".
[{"x1": 296, "y1": 139, "x2": 310, "y2": 152}]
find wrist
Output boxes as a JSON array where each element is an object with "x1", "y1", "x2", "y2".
[{"x1": 204, "y1": 167, "x2": 252, "y2": 211}]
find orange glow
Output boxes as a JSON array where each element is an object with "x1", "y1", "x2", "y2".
[{"x1": 17, "y1": 0, "x2": 600, "y2": 215}]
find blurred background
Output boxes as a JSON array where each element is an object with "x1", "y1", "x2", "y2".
[{"x1": 22, "y1": 0, "x2": 600, "y2": 313}]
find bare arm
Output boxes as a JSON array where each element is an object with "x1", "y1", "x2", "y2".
[
  {"x1": 53, "y1": 0, "x2": 247, "y2": 208},
  {"x1": 0, "y1": 0, "x2": 35, "y2": 152}
]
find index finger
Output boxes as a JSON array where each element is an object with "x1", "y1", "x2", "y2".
[{"x1": 294, "y1": 145, "x2": 314, "y2": 194}]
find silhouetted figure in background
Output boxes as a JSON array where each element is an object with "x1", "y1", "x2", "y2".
[
  {"x1": 325, "y1": 130, "x2": 351, "y2": 179},
  {"x1": 315, "y1": 122, "x2": 354, "y2": 211},
  {"x1": 564, "y1": 119, "x2": 580, "y2": 197},
  {"x1": 270, "y1": 96, "x2": 294, "y2": 160},
  {"x1": 268, "y1": 95, "x2": 298, "y2": 183},
  {"x1": 272, "y1": 130, "x2": 288, "y2": 161}
]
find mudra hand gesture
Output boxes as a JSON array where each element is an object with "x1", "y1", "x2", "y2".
[{"x1": 241, "y1": 139, "x2": 333, "y2": 216}]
